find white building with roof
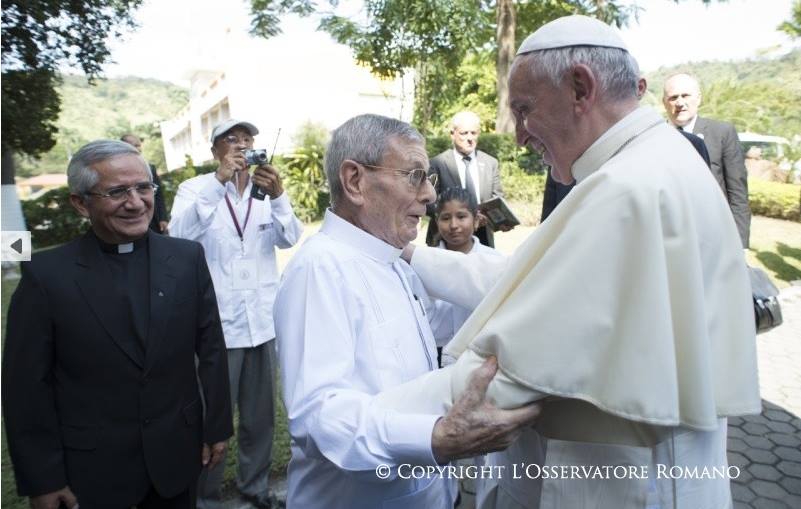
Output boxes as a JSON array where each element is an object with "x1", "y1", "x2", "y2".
[{"x1": 160, "y1": 19, "x2": 414, "y2": 170}]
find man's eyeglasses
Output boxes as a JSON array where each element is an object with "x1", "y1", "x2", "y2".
[
  {"x1": 356, "y1": 162, "x2": 438, "y2": 189},
  {"x1": 85, "y1": 182, "x2": 158, "y2": 201},
  {"x1": 221, "y1": 134, "x2": 254, "y2": 146}
]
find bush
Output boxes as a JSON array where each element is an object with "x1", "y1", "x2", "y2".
[
  {"x1": 22, "y1": 187, "x2": 90, "y2": 249},
  {"x1": 276, "y1": 145, "x2": 329, "y2": 223},
  {"x1": 426, "y1": 133, "x2": 546, "y2": 173},
  {"x1": 748, "y1": 179, "x2": 801, "y2": 222}
]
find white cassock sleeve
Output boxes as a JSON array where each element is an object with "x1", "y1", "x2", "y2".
[
  {"x1": 378, "y1": 163, "x2": 759, "y2": 430},
  {"x1": 411, "y1": 247, "x2": 508, "y2": 310}
]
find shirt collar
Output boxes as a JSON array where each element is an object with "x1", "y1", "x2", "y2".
[
  {"x1": 95, "y1": 231, "x2": 149, "y2": 254},
  {"x1": 321, "y1": 209, "x2": 403, "y2": 264},
  {"x1": 680, "y1": 115, "x2": 698, "y2": 133},
  {"x1": 224, "y1": 173, "x2": 252, "y2": 201},
  {"x1": 572, "y1": 106, "x2": 664, "y2": 184},
  {"x1": 453, "y1": 148, "x2": 477, "y2": 162},
  {"x1": 437, "y1": 235, "x2": 479, "y2": 253}
]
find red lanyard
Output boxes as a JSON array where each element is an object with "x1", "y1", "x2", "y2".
[{"x1": 224, "y1": 194, "x2": 252, "y2": 242}]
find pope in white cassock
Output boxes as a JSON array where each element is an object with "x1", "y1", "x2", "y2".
[
  {"x1": 273, "y1": 114, "x2": 540, "y2": 509},
  {"x1": 375, "y1": 15, "x2": 761, "y2": 509}
]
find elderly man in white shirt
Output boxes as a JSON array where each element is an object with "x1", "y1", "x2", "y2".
[
  {"x1": 273, "y1": 114, "x2": 540, "y2": 509},
  {"x1": 169, "y1": 119, "x2": 304, "y2": 509},
  {"x1": 374, "y1": 15, "x2": 760, "y2": 509}
]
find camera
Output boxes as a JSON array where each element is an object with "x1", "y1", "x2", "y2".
[{"x1": 244, "y1": 149, "x2": 268, "y2": 166}]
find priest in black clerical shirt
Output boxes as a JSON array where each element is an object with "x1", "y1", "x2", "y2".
[{"x1": 2, "y1": 139, "x2": 232, "y2": 509}]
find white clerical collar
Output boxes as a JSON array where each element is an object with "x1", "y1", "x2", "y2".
[
  {"x1": 572, "y1": 106, "x2": 664, "y2": 184},
  {"x1": 321, "y1": 209, "x2": 402, "y2": 264}
]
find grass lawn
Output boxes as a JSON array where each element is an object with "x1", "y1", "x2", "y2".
[{"x1": 2, "y1": 215, "x2": 799, "y2": 507}]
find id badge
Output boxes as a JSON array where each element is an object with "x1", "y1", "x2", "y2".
[{"x1": 232, "y1": 258, "x2": 258, "y2": 290}]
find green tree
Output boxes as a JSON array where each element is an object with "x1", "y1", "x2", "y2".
[
  {"x1": 248, "y1": 0, "x2": 638, "y2": 134},
  {"x1": 1, "y1": 0, "x2": 142, "y2": 192},
  {"x1": 779, "y1": 0, "x2": 801, "y2": 38}
]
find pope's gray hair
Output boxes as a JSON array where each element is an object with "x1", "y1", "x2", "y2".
[
  {"x1": 67, "y1": 139, "x2": 149, "y2": 195},
  {"x1": 519, "y1": 46, "x2": 640, "y2": 101},
  {"x1": 325, "y1": 114, "x2": 424, "y2": 207}
]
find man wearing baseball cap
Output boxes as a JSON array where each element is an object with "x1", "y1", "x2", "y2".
[{"x1": 170, "y1": 119, "x2": 304, "y2": 508}]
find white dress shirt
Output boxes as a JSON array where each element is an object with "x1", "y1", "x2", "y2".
[
  {"x1": 454, "y1": 148, "x2": 481, "y2": 202},
  {"x1": 169, "y1": 172, "x2": 303, "y2": 348},
  {"x1": 430, "y1": 237, "x2": 506, "y2": 348},
  {"x1": 678, "y1": 115, "x2": 698, "y2": 133},
  {"x1": 273, "y1": 210, "x2": 452, "y2": 509}
]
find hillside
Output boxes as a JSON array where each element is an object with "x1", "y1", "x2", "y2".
[
  {"x1": 641, "y1": 49, "x2": 801, "y2": 140},
  {"x1": 17, "y1": 74, "x2": 188, "y2": 177}
]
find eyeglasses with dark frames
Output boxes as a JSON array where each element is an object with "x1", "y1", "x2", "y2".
[
  {"x1": 355, "y1": 162, "x2": 438, "y2": 189},
  {"x1": 85, "y1": 182, "x2": 158, "y2": 201}
]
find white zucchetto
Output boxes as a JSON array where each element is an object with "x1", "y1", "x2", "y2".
[{"x1": 517, "y1": 14, "x2": 629, "y2": 55}]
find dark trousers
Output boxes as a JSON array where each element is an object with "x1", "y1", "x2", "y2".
[{"x1": 135, "y1": 482, "x2": 196, "y2": 509}]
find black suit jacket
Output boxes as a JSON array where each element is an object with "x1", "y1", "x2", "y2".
[
  {"x1": 2, "y1": 230, "x2": 232, "y2": 507},
  {"x1": 426, "y1": 149, "x2": 503, "y2": 247},
  {"x1": 692, "y1": 117, "x2": 751, "y2": 247},
  {"x1": 149, "y1": 163, "x2": 168, "y2": 232}
]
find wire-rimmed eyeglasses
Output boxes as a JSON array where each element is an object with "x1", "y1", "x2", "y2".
[
  {"x1": 85, "y1": 182, "x2": 158, "y2": 201},
  {"x1": 355, "y1": 162, "x2": 438, "y2": 189}
]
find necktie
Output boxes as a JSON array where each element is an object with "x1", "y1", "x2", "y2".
[{"x1": 463, "y1": 156, "x2": 477, "y2": 201}]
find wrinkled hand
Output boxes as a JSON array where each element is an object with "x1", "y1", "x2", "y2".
[
  {"x1": 476, "y1": 212, "x2": 489, "y2": 228},
  {"x1": 431, "y1": 357, "x2": 541, "y2": 463},
  {"x1": 158, "y1": 221, "x2": 169, "y2": 234},
  {"x1": 215, "y1": 151, "x2": 248, "y2": 184},
  {"x1": 202, "y1": 440, "x2": 228, "y2": 469},
  {"x1": 30, "y1": 486, "x2": 78, "y2": 509},
  {"x1": 252, "y1": 164, "x2": 284, "y2": 199}
]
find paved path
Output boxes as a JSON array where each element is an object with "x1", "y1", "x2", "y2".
[{"x1": 729, "y1": 285, "x2": 801, "y2": 508}]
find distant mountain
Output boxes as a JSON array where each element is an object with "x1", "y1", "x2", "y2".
[
  {"x1": 641, "y1": 49, "x2": 801, "y2": 140},
  {"x1": 17, "y1": 74, "x2": 188, "y2": 177}
]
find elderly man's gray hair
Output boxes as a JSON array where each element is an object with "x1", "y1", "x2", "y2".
[
  {"x1": 324, "y1": 114, "x2": 424, "y2": 207},
  {"x1": 67, "y1": 139, "x2": 148, "y2": 195},
  {"x1": 519, "y1": 46, "x2": 640, "y2": 102}
]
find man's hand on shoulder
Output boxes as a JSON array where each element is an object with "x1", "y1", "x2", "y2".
[
  {"x1": 30, "y1": 486, "x2": 78, "y2": 509},
  {"x1": 431, "y1": 356, "x2": 541, "y2": 464},
  {"x1": 203, "y1": 440, "x2": 228, "y2": 469}
]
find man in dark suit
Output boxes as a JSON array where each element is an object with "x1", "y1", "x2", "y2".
[
  {"x1": 121, "y1": 134, "x2": 169, "y2": 234},
  {"x1": 2, "y1": 140, "x2": 232, "y2": 509},
  {"x1": 426, "y1": 111, "x2": 508, "y2": 247},
  {"x1": 663, "y1": 73, "x2": 751, "y2": 247},
  {"x1": 541, "y1": 76, "x2": 712, "y2": 223}
]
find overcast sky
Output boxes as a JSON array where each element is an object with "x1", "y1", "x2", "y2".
[{"x1": 104, "y1": 0, "x2": 799, "y2": 86}]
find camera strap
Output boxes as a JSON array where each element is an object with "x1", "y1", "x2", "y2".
[{"x1": 225, "y1": 194, "x2": 253, "y2": 244}]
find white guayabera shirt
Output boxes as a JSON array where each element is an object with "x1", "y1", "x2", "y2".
[{"x1": 273, "y1": 210, "x2": 454, "y2": 509}]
